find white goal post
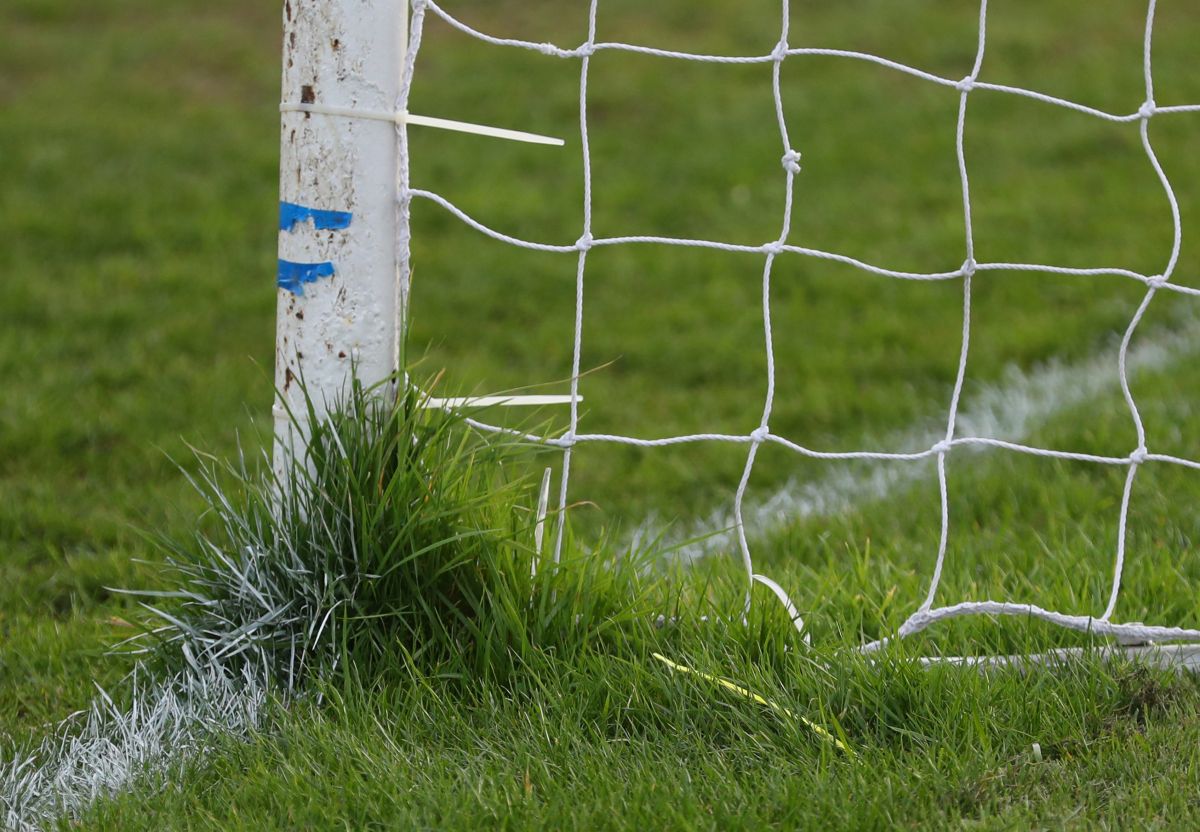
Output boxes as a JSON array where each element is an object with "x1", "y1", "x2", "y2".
[
  {"x1": 274, "y1": 0, "x2": 406, "y2": 478},
  {"x1": 273, "y1": 0, "x2": 1200, "y2": 660},
  {"x1": 273, "y1": 0, "x2": 563, "y2": 477}
]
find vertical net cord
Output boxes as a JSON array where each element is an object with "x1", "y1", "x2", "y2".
[
  {"x1": 396, "y1": 2, "x2": 426, "y2": 391},
  {"x1": 732, "y1": 0, "x2": 806, "y2": 636},
  {"x1": 915, "y1": 0, "x2": 989, "y2": 618},
  {"x1": 550, "y1": 0, "x2": 600, "y2": 564},
  {"x1": 1102, "y1": 0, "x2": 1181, "y2": 622}
]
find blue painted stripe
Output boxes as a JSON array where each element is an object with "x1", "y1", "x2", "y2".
[
  {"x1": 279, "y1": 201, "x2": 353, "y2": 232},
  {"x1": 277, "y1": 260, "x2": 335, "y2": 295}
]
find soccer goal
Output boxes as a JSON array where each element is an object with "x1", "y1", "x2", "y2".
[{"x1": 274, "y1": 0, "x2": 1200, "y2": 664}]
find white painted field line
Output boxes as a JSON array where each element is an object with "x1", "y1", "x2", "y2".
[
  {"x1": 643, "y1": 320, "x2": 1200, "y2": 563},
  {"x1": 1, "y1": 663, "x2": 269, "y2": 832}
]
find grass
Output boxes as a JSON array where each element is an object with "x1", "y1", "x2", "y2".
[
  {"x1": 139, "y1": 379, "x2": 662, "y2": 689},
  {"x1": 77, "y1": 660, "x2": 1200, "y2": 830},
  {"x1": 27, "y1": 382, "x2": 1200, "y2": 830},
  {"x1": 5, "y1": 0, "x2": 1200, "y2": 827}
]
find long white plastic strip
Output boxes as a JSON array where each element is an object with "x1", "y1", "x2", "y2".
[
  {"x1": 280, "y1": 103, "x2": 564, "y2": 147},
  {"x1": 533, "y1": 466, "x2": 553, "y2": 576},
  {"x1": 422, "y1": 394, "x2": 580, "y2": 409}
]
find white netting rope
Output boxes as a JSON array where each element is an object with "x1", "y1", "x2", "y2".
[{"x1": 398, "y1": 0, "x2": 1200, "y2": 650}]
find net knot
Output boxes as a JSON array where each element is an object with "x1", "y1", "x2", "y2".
[
  {"x1": 955, "y1": 76, "x2": 976, "y2": 93},
  {"x1": 961, "y1": 257, "x2": 977, "y2": 278},
  {"x1": 1138, "y1": 99, "x2": 1157, "y2": 120},
  {"x1": 762, "y1": 241, "x2": 786, "y2": 256},
  {"x1": 575, "y1": 232, "x2": 594, "y2": 251},
  {"x1": 781, "y1": 149, "x2": 802, "y2": 174},
  {"x1": 771, "y1": 40, "x2": 789, "y2": 62},
  {"x1": 570, "y1": 43, "x2": 597, "y2": 58},
  {"x1": 931, "y1": 439, "x2": 953, "y2": 455},
  {"x1": 750, "y1": 426, "x2": 771, "y2": 443},
  {"x1": 1129, "y1": 447, "x2": 1149, "y2": 465},
  {"x1": 552, "y1": 431, "x2": 577, "y2": 449},
  {"x1": 1145, "y1": 274, "x2": 1168, "y2": 290},
  {"x1": 899, "y1": 609, "x2": 934, "y2": 634}
]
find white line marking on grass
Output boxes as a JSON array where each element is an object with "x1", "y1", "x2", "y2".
[
  {"x1": 1, "y1": 662, "x2": 269, "y2": 831},
  {"x1": 643, "y1": 321, "x2": 1200, "y2": 563}
]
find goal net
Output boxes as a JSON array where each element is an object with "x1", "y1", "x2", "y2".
[{"x1": 390, "y1": 0, "x2": 1200, "y2": 654}]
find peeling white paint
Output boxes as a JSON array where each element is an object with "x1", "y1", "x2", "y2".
[{"x1": 274, "y1": 0, "x2": 406, "y2": 473}]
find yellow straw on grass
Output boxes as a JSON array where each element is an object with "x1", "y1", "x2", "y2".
[{"x1": 652, "y1": 652, "x2": 853, "y2": 756}]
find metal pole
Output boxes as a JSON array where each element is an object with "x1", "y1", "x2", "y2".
[{"x1": 273, "y1": 0, "x2": 406, "y2": 476}]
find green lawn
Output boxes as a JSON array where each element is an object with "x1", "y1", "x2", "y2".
[{"x1": 5, "y1": 0, "x2": 1200, "y2": 828}]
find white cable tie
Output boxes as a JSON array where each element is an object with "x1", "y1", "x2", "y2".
[
  {"x1": 752, "y1": 574, "x2": 809, "y2": 643},
  {"x1": 422, "y1": 394, "x2": 581, "y2": 409},
  {"x1": 407, "y1": 112, "x2": 565, "y2": 146},
  {"x1": 533, "y1": 466, "x2": 553, "y2": 577},
  {"x1": 280, "y1": 102, "x2": 564, "y2": 146}
]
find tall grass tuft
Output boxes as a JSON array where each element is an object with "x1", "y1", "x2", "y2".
[
  {"x1": 3, "y1": 379, "x2": 670, "y2": 830},
  {"x1": 139, "y1": 377, "x2": 663, "y2": 692}
]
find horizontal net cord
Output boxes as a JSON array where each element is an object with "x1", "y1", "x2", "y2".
[
  {"x1": 454, "y1": 411, "x2": 1200, "y2": 473},
  {"x1": 410, "y1": 190, "x2": 1200, "y2": 292},
  {"x1": 400, "y1": 0, "x2": 1200, "y2": 652},
  {"x1": 408, "y1": 189, "x2": 579, "y2": 252},
  {"x1": 421, "y1": 0, "x2": 1200, "y2": 124},
  {"x1": 1148, "y1": 452, "x2": 1200, "y2": 471},
  {"x1": 409, "y1": 188, "x2": 960, "y2": 276},
  {"x1": 977, "y1": 263, "x2": 1200, "y2": 297}
]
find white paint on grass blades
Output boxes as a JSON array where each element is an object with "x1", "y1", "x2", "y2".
[
  {"x1": 0, "y1": 662, "x2": 269, "y2": 832},
  {"x1": 648, "y1": 320, "x2": 1200, "y2": 563}
]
